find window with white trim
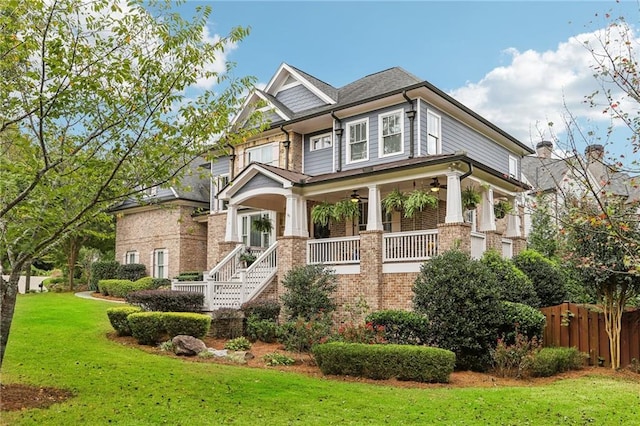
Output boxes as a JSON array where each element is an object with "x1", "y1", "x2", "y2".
[
  {"x1": 153, "y1": 249, "x2": 168, "y2": 279},
  {"x1": 509, "y1": 155, "x2": 518, "y2": 179},
  {"x1": 379, "y1": 110, "x2": 403, "y2": 156},
  {"x1": 427, "y1": 111, "x2": 441, "y2": 155},
  {"x1": 246, "y1": 143, "x2": 278, "y2": 166},
  {"x1": 215, "y1": 174, "x2": 229, "y2": 211},
  {"x1": 240, "y1": 213, "x2": 273, "y2": 248},
  {"x1": 125, "y1": 251, "x2": 138, "y2": 264},
  {"x1": 310, "y1": 133, "x2": 332, "y2": 151},
  {"x1": 347, "y1": 119, "x2": 368, "y2": 163}
]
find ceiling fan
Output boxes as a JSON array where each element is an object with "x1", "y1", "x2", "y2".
[
  {"x1": 429, "y1": 177, "x2": 447, "y2": 192},
  {"x1": 349, "y1": 189, "x2": 367, "y2": 203}
]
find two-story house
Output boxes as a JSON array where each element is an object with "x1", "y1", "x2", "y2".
[{"x1": 115, "y1": 63, "x2": 534, "y2": 313}]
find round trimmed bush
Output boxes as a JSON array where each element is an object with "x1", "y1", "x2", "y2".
[
  {"x1": 481, "y1": 249, "x2": 540, "y2": 307},
  {"x1": 107, "y1": 306, "x2": 142, "y2": 336},
  {"x1": 413, "y1": 250, "x2": 502, "y2": 372},
  {"x1": 128, "y1": 312, "x2": 166, "y2": 345},
  {"x1": 163, "y1": 312, "x2": 211, "y2": 338},
  {"x1": 512, "y1": 250, "x2": 567, "y2": 307},
  {"x1": 498, "y1": 301, "x2": 546, "y2": 344}
]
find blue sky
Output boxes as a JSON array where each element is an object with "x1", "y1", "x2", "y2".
[{"x1": 180, "y1": 1, "x2": 639, "y2": 165}]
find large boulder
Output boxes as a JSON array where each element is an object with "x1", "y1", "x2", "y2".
[{"x1": 172, "y1": 335, "x2": 206, "y2": 356}]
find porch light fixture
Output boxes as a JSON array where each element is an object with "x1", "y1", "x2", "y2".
[
  {"x1": 405, "y1": 109, "x2": 416, "y2": 120},
  {"x1": 334, "y1": 127, "x2": 344, "y2": 137},
  {"x1": 430, "y1": 177, "x2": 441, "y2": 192},
  {"x1": 350, "y1": 191, "x2": 360, "y2": 203}
]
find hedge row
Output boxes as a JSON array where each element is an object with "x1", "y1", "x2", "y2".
[
  {"x1": 126, "y1": 290, "x2": 204, "y2": 312},
  {"x1": 107, "y1": 308, "x2": 211, "y2": 345},
  {"x1": 531, "y1": 347, "x2": 586, "y2": 377},
  {"x1": 313, "y1": 342, "x2": 455, "y2": 383},
  {"x1": 98, "y1": 277, "x2": 157, "y2": 298}
]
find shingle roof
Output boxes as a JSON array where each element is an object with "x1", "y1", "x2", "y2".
[
  {"x1": 521, "y1": 156, "x2": 569, "y2": 192},
  {"x1": 289, "y1": 65, "x2": 338, "y2": 101}
]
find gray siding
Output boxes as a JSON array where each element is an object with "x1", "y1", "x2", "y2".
[
  {"x1": 304, "y1": 129, "x2": 334, "y2": 175},
  {"x1": 235, "y1": 173, "x2": 282, "y2": 197},
  {"x1": 211, "y1": 156, "x2": 230, "y2": 176},
  {"x1": 276, "y1": 85, "x2": 326, "y2": 113},
  {"x1": 339, "y1": 103, "x2": 410, "y2": 172},
  {"x1": 419, "y1": 100, "x2": 513, "y2": 175}
]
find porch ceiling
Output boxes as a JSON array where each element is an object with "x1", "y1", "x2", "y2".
[{"x1": 237, "y1": 193, "x2": 286, "y2": 212}]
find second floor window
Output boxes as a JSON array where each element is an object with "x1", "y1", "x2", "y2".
[
  {"x1": 427, "y1": 111, "x2": 441, "y2": 155},
  {"x1": 310, "y1": 133, "x2": 332, "y2": 151},
  {"x1": 509, "y1": 155, "x2": 518, "y2": 179},
  {"x1": 247, "y1": 144, "x2": 278, "y2": 166},
  {"x1": 347, "y1": 119, "x2": 368, "y2": 163},
  {"x1": 380, "y1": 111, "x2": 403, "y2": 156}
]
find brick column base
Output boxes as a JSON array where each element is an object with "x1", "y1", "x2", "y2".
[
  {"x1": 437, "y1": 222, "x2": 472, "y2": 254},
  {"x1": 484, "y1": 230, "x2": 503, "y2": 253},
  {"x1": 359, "y1": 230, "x2": 383, "y2": 312},
  {"x1": 510, "y1": 237, "x2": 527, "y2": 256},
  {"x1": 276, "y1": 236, "x2": 308, "y2": 299}
]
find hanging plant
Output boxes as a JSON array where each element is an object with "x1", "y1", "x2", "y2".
[
  {"x1": 252, "y1": 214, "x2": 273, "y2": 233},
  {"x1": 311, "y1": 202, "x2": 334, "y2": 226},
  {"x1": 493, "y1": 200, "x2": 513, "y2": 219},
  {"x1": 382, "y1": 188, "x2": 407, "y2": 214},
  {"x1": 332, "y1": 200, "x2": 360, "y2": 222},
  {"x1": 403, "y1": 189, "x2": 438, "y2": 218},
  {"x1": 461, "y1": 186, "x2": 481, "y2": 210}
]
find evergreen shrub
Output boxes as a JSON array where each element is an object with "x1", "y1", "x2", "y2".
[
  {"x1": 365, "y1": 310, "x2": 428, "y2": 345},
  {"x1": 106, "y1": 306, "x2": 142, "y2": 336},
  {"x1": 126, "y1": 290, "x2": 204, "y2": 312}
]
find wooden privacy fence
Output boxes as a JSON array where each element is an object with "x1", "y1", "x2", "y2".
[{"x1": 540, "y1": 302, "x2": 640, "y2": 368}]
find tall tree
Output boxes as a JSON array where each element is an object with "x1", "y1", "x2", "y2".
[{"x1": 0, "y1": 0, "x2": 257, "y2": 368}]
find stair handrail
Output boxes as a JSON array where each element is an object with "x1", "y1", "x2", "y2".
[
  {"x1": 242, "y1": 241, "x2": 279, "y2": 301},
  {"x1": 207, "y1": 244, "x2": 244, "y2": 282}
]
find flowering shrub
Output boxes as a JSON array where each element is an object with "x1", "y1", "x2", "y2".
[
  {"x1": 278, "y1": 315, "x2": 332, "y2": 352},
  {"x1": 335, "y1": 322, "x2": 386, "y2": 344},
  {"x1": 491, "y1": 332, "x2": 540, "y2": 378}
]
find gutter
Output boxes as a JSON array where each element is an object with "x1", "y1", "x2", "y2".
[
  {"x1": 402, "y1": 91, "x2": 416, "y2": 159},
  {"x1": 280, "y1": 126, "x2": 290, "y2": 170},
  {"x1": 226, "y1": 143, "x2": 236, "y2": 179}
]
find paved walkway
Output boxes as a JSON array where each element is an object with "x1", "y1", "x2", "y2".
[{"x1": 75, "y1": 291, "x2": 125, "y2": 303}]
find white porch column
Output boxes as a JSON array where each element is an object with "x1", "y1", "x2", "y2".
[
  {"x1": 479, "y1": 187, "x2": 496, "y2": 231},
  {"x1": 445, "y1": 170, "x2": 464, "y2": 223},
  {"x1": 224, "y1": 203, "x2": 240, "y2": 242},
  {"x1": 506, "y1": 198, "x2": 522, "y2": 237},
  {"x1": 366, "y1": 185, "x2": 383, "y2": 231},
  {"x1": 296, "y1": 196, "x2": 309, "y2": 237},
  {"x1": 284, "y1": 193, "x2": 299, "y2": 237}
]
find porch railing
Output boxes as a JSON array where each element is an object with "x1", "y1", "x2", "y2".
[
  {"x1": 383, "y1": 230, "x2": 438, "y2": 262},
  {"x1": 207, "y1": 244, "x2": 244, "y2": 282},
  {"x1": 307, "y1": 236, "x2": 361, "y2": 265},
  {"x1": 470, "y1": 231, "x2": 486, "y2": 260}
]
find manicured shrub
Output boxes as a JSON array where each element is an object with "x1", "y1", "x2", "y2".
[
  {"x1": 280, "y1": 264, "x2": 337, "y2": 320},
  {"x1": 241, "y1": 299, "x2": 281, "y2": 321},
  {"x1": 512, "y1": 250, "x2": 567, "y2": 307},
  {"x1": 365, "y1": 310, "x2": 428, "y2": 345},
  {"x1": 152, "y1": 278, "x2": 171, "y2": 289},
  {"x1": 175, "y1": 271, "x2": 204, "y2": 282},
  {"x1": 90, "y1": 261, "x2": 119, "y2": 291},
  {"x1": 43, "y1": 277, "x2": 67, "y2": 292},
  {"x1": 126, "y1": 289, "x2": 204, "y2": 312},
  {"x1": 278, "y1": 316, "x2": 332, "y2": 352},
  {"x1": 224, "y1": 336, "x2": 252, "y2": 351},
  {"x1": 117, "y1": 263, "x2": 147, "y2": 281},
  {"x1": 313, "y1": 342, "x2": 455, "y2": 383},
  {"x1": 245, "y1": 317, "x2": 278, "y2": 343},
  {"x1": 106, "y1": 306, "x2": 143, "y2": 336},
  {"x1": 413, "y1": 250, "x2": 502, "y2": 371},
  {"x1": 531, "y1": 347, "x2": 586, "y2": 377},
  {"x1": 498, "y1": 301, "x2": 546, "y2": 344},
  {"x1": 98, "y1": 279, "x2": 125, "y2": 296},
  {"x1": 481, "y1": 249, "x2": 540, "y2": 307},
  {"x1": 162, "y1": 312, "x2": 211, "y2": 339},
  {"x1": 128, "y1": 312, "x2": 166, "y2": 345}
]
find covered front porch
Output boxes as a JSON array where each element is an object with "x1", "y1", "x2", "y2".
[{"x1": 186, "y1": 155, "x2": 526, "y2": 310}]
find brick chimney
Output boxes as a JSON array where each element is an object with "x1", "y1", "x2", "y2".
[
  {"x1": 584, "y1": 144, "x2": 608, "y2": 184},
  {"x1": 536, "y1": 141, "x2": 553, "y2": 159}
]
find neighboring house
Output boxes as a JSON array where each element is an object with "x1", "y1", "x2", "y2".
[
  {"x1": 115, "y1": 63, "x2": 535, "y2": 313},
  {"x1": 112, "y1": 161, "x2": 210, "y2": 279},
  {"x1": 521, "y1": 141, "x2": 640, "y2": 236}
]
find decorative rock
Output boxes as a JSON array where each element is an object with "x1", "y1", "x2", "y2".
[
  {"x1": 207, "y1": 348, "x2": 228, "y2": 358},
  {"x1": 172, "y1": 335, "x2": 206, "y2": 356}
]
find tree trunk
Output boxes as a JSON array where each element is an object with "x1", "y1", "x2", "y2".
[
  {"x1": 67, "y1": 237, "x2": 79, "y2": 291},
  {"x1": 24, "y1": 260, "x2": 32, "y2": 293},
  {"x1": 603, "y1": 293, "x2": 624, "y2": 370},
  {"x1": 0, "y1": 269, "x2": 21, "y2": 369}
]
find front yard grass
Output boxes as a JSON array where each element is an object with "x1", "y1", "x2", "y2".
[{"x1": 2, "y1": 293, "x2": 639, "y2": 425}]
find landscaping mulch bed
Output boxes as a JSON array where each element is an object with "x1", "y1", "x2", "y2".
[{"x1": 3, "y1": 334, "x2": 638, "y2": 412}]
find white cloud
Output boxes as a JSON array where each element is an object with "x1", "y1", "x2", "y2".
[
  {"x1": 449, "y1": 25, "x2": 639, "y2": 149},
  {"x1": 194, "y1": 26, "x2": 239, "y2": 90}
]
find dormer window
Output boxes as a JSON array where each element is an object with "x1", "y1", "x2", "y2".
[
  {"x1": 379, "y1": 110, "x2": 403, "y2": 157},
  {"x1": 310, "y1": 133, "x2": 332, "y2": 151}
]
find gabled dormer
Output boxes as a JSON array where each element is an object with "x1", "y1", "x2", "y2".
[{"x1": 265, "y1": 63, "x2": 337, "y2": 114}]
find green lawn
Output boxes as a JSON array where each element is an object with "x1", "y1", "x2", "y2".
[{"x1": 2, "y1": 294, "x2": 639, "y2": 425}]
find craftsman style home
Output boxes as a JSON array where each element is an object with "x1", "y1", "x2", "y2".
[{"x1": 113, "y1": 63, "x2": 534, "y2": 312}]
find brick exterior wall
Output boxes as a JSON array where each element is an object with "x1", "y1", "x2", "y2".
[
  {"x1": 290, "y1": 132, "x2": 303, "y2": 173},
  {"x1": 276, "y1": 236, "x2": 308, "y2": 297},
  {"x1": 485, "y1": 230, "x2": 503, "y2": 253},
  {"x1": 437, "y1": 222, "x2": 472, "y2": 254},
  {"x1": 510, "y1": 236, "x2": 527, "y2": 256},
  {"x1": 206, "y1": 212, "x2": 241, "y2": 267},
  {"x1": 381, "y1": 272, "x2": 418, "y2": 311},
  {"x1": 115, "y1": 204, "x2": 207, "y2": 278}
]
